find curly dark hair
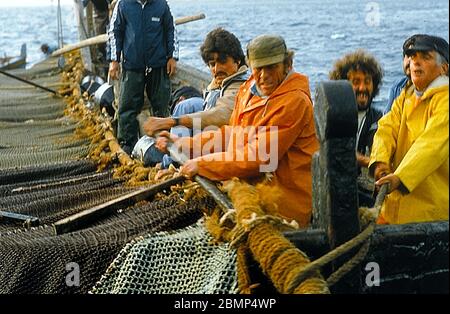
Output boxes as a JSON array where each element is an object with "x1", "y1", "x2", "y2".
[
  {"x1": 200, "y1": 27, "x2": 246, "y2": 66},
  {"x1": 329, "y1": 49, "x2": 384, "y2": 97}
]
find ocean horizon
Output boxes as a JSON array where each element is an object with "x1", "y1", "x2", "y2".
[{"x1": 0, "y1": 0, "x2": 448, "y2": 108}]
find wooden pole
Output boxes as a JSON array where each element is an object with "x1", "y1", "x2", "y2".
[
  {"x1": 53, "y1": 176, "x2": 185, "y2": 235},
  {"x1": 51, "y1": 13, "x2": 206, "y2": 57},
  {"x1": 85, "y1": 1, "x2": 97, "y2": 73},
  {"x1": 0, "y1": 69, "x2": 58, "y2": 95},
  {"x1": 0, "y1": 211, "x2": 39, "y2": 227},
  {"x1": 73, "y1": 0, "x2": 93, "y2": 71},
  {"x1": 166, "y1": 141, "x2": 234, "y2": 213},
  {"x1": 174, "y1": 13, "x2": 206, "y2": 25}
]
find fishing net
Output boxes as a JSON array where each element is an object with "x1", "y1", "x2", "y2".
[
  {"x1": 0, "y1": 159, "x2": 136, "y2": 234},
  {"x1": 0, "y1": 159, "x2": 97, "y2": 187},
  {"x1": 0, "y1": 70, "x2": 90, "y2": 168},
  {"x1": 0, "y1": 195, "x2": 212, "y2": 294},
  {"x1": 0, "y1": 100, "x2": 65, "y2": 122},
  {"x1": 0, "y1": 177, "x2": 132, "y2": 227},
  {"x1": 91, "y1": 219, "x2": 237, "y2": 294},
  {"x1": 0, "y1": 146, "x2": 90, "y2": 169},
  {"x1": 0, "y1": 58, "x2": 244, "y2": 295}
]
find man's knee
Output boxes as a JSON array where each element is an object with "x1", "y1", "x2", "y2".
[{"x1": 172, "y1": 97, "x2": 204, "y2": 116}]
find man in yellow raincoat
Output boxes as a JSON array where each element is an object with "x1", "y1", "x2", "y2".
[
  {"x1": 171, "y1": 34, "x2": 319, "y2": 227},
  {"x1": 369, "y1": 34, "x2": 449, "y2": 224}
]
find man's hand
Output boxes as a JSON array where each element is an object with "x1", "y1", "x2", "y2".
[
  {"x1": 154, "y1": 136, "x2": 169, "y2": 154},
  {"x1": 167, "y1": 57, "x2": 177, "y2": 77},
  {"x1": 373, "y1": 162, "x2": 390, "y2": 181},
  {"x1": 375, "y1": 173, "x2": 401, "y2": 193},
  {"x1": 143, "y1": 117, "x2": 175, "y2": 136},
  {"x1": 356, "y1": 152, "x2": 370, "y2": 168},
  {"x1": 179, "y1": 159, "x2": 199, "y2": 178},
  {"x1": 154, "y1": 130, "x2": 178, "y2": 142},
  {"x1": 108, "y1": 61, "x2": 120, "y2": 80}
]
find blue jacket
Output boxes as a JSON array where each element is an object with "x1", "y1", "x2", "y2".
[
  {"x1": 108, "y1": 0, "x2": 177, "y2": 70},
  {"x1": 384, "y1": 76, "x2": 409, "y2": 114}
]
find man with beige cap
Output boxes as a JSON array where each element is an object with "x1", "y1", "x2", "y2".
[{"x1": 171, "y1": 34, "x2": 319, "y2": 227}]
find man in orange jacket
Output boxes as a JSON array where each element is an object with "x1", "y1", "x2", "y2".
[{"x1": 173, "y1": 34, "x2": 319, "y2": 227}]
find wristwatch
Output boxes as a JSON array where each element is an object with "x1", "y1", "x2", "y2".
[{"x1": 173, "y1": 117, "x2": 180, "y2": 126}]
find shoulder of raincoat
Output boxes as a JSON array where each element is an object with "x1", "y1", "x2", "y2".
[
  {"x1": 193, "y1": 71, "x2": 319, "y2": 227},
  {"x1": 370, "y1": 75, "x2": 449, "y2": 224}
]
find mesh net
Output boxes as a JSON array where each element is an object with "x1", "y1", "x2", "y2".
[
  {"x1": 0, "y1": 71, "x2": 90, "y2": 168},
  {"x1": 0, "y1": 59, "x2": 237, "y2": 295},
  {"x1": 0, "y1": 160, "x2": 97, "y2": 187},
  {"x1": 91, "y1": 219, "x2": 237, "y2": 294},
  {"x1": 0, "y1": 195, "x2": 211, "y2": 293}
]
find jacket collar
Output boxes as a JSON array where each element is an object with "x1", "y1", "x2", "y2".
[
  {"x1": 249, "y1": 70, "x2": 295, "y2": 98},
  {"x1": 419, "y1": 75, "x2": 449, "y2": 100},
  {"x1": 207, "y1": 65, "x2": 249, "y2": 90},
  {"x1": 137, "y1": 0, "x2": 151, "y2": 6},
  {"x1": 241, "y1": 71, "x2": 311, "y2": 113}
]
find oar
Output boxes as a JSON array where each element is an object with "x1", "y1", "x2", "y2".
[
  {"x1": 166, "y1": 141, "x2": 234, "y2": 213},
  {"x1": 0, "y1": 69, "x2": 59, "y2": 95},
  {"x1": 51, "y1": 13, "x2": 206, "y2": 57}
]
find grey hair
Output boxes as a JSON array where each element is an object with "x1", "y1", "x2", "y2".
[
  {"x1": 435, "y1": 52, "x2": 447, "y2": 66},
  {"x1": 435, "y1": 52, "x2": 449, "y2": 76}
]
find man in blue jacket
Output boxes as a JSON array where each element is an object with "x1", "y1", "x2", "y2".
[
  {"x1": 108, "y1": 0, "x2": 178, "y2": 154},
  {"x1": 383, "y1": 35, "x2": 415, "y2": 114}
]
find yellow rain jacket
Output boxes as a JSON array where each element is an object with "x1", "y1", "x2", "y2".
[
  {"x1": 180, "y1": 72, "x2": 319, "y2": 227},
  {"x1": 369, "y1": 75, "x2": 449, "y2": 224}
]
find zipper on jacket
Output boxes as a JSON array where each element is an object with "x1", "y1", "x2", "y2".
[
  {"x1": 138, "y1": 0, "x2": 147, "y2": 8},
  {"x1": 140, "y1": 0, "x2": 146, "y2": 69}
]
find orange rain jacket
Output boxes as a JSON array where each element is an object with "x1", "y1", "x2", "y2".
[{"x1": 181, "y1": 72, "x2": 319, "y2": 227}]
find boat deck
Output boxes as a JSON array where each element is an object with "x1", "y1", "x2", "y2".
[{"x1": 0, "y1": 56, "x2": 447, "y2": 295}]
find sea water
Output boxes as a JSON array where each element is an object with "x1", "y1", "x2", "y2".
[{"x1": 0, "y1": 0, "x2": 448, "y2": 109}]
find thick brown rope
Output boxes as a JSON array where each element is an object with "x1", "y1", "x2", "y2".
[
  {"x1": 326, "y1": 239, "x2": 371, "y2": 287},
  {"x1": 285, "y1": 184, "x2": 389, "y2": 291},
  {"x1": 236, "y1": 245, "x2": 254, "y2": 294},
  {"x1": 225, "y1": 179, "x2": 330, "y2": 294},
  {"x1": 285, "y1": 222, "x2": 375, "y2": 293}
]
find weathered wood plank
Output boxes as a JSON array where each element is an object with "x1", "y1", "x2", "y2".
[
  {"x1": 313, "y1": 80, "x2": 361, "y2": 293},
  {"x1": 53, "y1": 176, "x2": 185, "y2": 235},
  {"x1": 361, "y1": 221, "x2": 449, "y2": 293}
]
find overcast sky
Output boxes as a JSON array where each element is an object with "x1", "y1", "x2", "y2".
[{"x1": 0, "y1": 0, "x2": 73, "y2": 6}]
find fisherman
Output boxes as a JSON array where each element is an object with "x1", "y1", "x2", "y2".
[
  {"x1": 134, "y1": 28, "x2": 248, "y2": 167},
  {"x1": 40, "y1": 44, "x2": 56, "y2": 57},
  {"x1": 329, "y1": 49, "x2": 384, "y2": 206},
  {"x1": 82, "y1": 0, "x2": 110, "y2": 36},
  {"x1": 384, "y1": 35, "x2": 416, "y2": 114},
  {"x1": 169, "y1": 85, "x2": 203, "y2": 116},
  {"x1": 82, "y1": 0, "x2": 112, "y2": 76},
  {"x1": 107, "y1": 0, "x2": 178, "y2": 155},
  {"x1": 164, "y1": 34, "x2": 319, "y2": 227},
  {"x1": 369, "y1": 34, "x2": 449, "y2": 224},
  {"x1": 143, "y1": 27, "x2": 249, "y2": 138},
  {"x1": 132, "y1": 86, "x2": 203, "y2": 167}
]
